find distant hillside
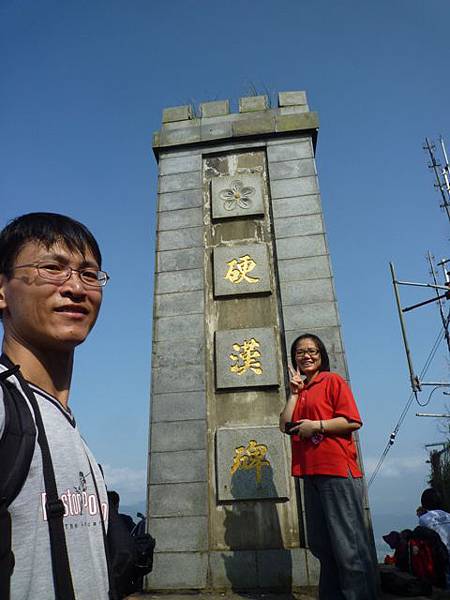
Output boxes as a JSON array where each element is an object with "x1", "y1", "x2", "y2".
[{"x1": 121, "y1": 500, "x2": 146, "y2": 519}]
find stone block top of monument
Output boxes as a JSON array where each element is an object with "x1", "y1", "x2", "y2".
[{"x1": 153, "y1": 90, "x2": 319, "y2": 155}]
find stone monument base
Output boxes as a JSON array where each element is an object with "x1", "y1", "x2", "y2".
[{"x1": 145, "y1": 548, "x2": 319, "y2": 591}]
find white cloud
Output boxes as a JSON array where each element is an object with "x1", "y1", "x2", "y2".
[
  {"x1": 364, "y1": 454, "x2": 425, "y2": 479},
  {"x1": 102, "y1": 464, "x2": 146, "y2": 505}
]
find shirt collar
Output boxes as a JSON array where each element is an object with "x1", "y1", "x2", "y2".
[{"x1": 304, "y1": 370, "x2": 328, "y2": 388}]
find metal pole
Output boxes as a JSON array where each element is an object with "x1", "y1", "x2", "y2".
[
  {"x1": 424, "y1": 138, "x2": 450, "y2": 224},
  {"x1": 396, "y1": 280, "x2": 450, "y2": 292},
  {"x1": 390, "y1": 262, "x2": 421, "y2": 392},
  {"x1": 440, "y1": 136, "x2": 450, "y2": 194},
  {"x1": 417, "y1": 413, "x2": 450, "y2": 418},
  {"x1": 437, "y1": 258, "x2": 450, "y2": 285},
  {"x1": 402, "y1": 292, "x2": 448, "y2": 313},
  {"x1": 428, "y1": 251, "x2": 450, "y2": 354}
]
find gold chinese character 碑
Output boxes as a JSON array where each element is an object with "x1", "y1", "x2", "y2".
[
  {"x1": 229, "y1": 337, "x2": 263, "y2": 375},
  {"x1": 230, "y1": 440, "x2": 270, "y2": 483},
  {"x1": 224, "y1": 254, "x2": 260, "y2": 284}
]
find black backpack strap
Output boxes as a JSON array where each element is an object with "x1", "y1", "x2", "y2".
[
  {"x1": 0, "y1": 356, "x2": 76, "y2": 600},
  {"x1": 87, "y1": 456, "x2": 118, "y2": 600},
  {"x1": 0, "y1": 365, "x2": 37, "y2": 600},
  {"x1": 0, "y1": 366, "x2": 37, "y2": 505},
  {"x1": 0, "y1": 497, "x2": 14, "y2": 600}
]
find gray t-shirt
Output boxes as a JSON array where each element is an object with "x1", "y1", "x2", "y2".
[{"x1": 0, "y1": 366, "x2": 109, "y2": 600}]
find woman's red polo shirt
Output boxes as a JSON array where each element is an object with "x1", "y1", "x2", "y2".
[{"x1": 291, "y1": 371, "x2": 362, "y2": 478}]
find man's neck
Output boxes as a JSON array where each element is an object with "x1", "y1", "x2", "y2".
[{"x1": 2, "y1": 339, "x2": 74, "y2": 408}]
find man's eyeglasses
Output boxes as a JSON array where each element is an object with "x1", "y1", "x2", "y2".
[
  {"x1": 13, "y1": 261, "x2": 110, "y2": 288},
  {"x1": 295, "y1": 348, "x2": 320, "y2": 357}
]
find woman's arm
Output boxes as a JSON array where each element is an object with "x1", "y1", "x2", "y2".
[
  {"x1": 279, "y1": 366, "x2": 304, "y2": 433},
  {"x1": 294, "y1": 416, "x2": 361, "y2": 439},
  {"x1": 279, "y1": 393, "x2": 298, "y2": 432}
]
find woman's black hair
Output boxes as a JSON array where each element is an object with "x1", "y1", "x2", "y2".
[
  {"x1": 0, "y1": 212, "x2": 102, "y2": 276},
  {"x1": 290, "y1": 333, "x2": 330, "y2": 374}
]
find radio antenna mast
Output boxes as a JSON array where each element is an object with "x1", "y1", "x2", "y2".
[
  {"x1": 428, "y1": 252, "x2": 450, "y2": 354},
  {"x1": 423, "y1": 137, "x2": 450, "y2": 224}
]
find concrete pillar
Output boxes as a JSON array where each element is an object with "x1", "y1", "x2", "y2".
[{"x1": 146, "y1": 91, "x2": 369, "y2": 591}]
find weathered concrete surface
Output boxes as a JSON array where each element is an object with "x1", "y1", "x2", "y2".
[
  {"x1": 239, "y1": 95, "x2": 269, "y2": 112},
  {"x1": 278, "y1": 91, "x2": 308, "y2": 107},
  {"x1": 201, "y1": 100, "x2": 230, "y2": 118},
  {"x1": 129, "y1": 590, "x2": 450, "y2": 600},
  {"x1": 129, "y1": 593, "x2": 317, "y2": 600},
  {"x1": 162, "y1": 105, "x2": 193, "y2": 123},
  {"x1": 153, "y1": 92, "x2": 319, "y2": 152}
]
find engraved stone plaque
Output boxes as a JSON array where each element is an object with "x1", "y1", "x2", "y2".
[
  {"x1": 213, "y1": 243, "x2": 271, "y2": 297},
  {"x1": 216, "y1": 426, "x2": 289, "y2": 501},
  {"x1": 211, "y1": 174, "x2": 265, "y2": 220},
  {"x1": 215, "y1": 327, "x2": 279, "y2": 389}
]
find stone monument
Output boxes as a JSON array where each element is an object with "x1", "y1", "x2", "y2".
[{"x1": 147, "y1": 91, "x2": 372, "y2": 590}]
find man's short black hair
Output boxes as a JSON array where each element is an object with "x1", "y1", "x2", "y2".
[
  {"x1": 107, "y1": 490, "x2": 120, "y2": 510},
  {"x1": 290, "y1": 333, "x2": 331, "y2": 373},
  {"x1": 0, "y1": 212, "x2": 102, "y2": 276},
  {"x1": 421, "y1": 487, "x2": 443, "y2": 511}
]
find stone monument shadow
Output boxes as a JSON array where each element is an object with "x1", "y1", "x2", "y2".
[{"x1": 221, "y1": 464, "x2": 293, "y2": 592}]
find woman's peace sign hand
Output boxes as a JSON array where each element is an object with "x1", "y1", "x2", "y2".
[{"x1": 288, "y1": 365, "x2": 304, "y2": 395}]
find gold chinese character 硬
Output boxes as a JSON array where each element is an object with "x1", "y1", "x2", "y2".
[
  {"x1": 230, "y1": 440, "x2": 270, "y2": 483},
  {"x1": 224, "y1": 254, "x2": 260, "y2": 285},
  {"x1": 229, "y1": 337, "x2": 263, "y2": 375}
]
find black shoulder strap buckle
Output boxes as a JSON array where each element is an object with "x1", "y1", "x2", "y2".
[
  {"x1": 46, "y1": 498, "x2": 66, "y2": 520},
  {"x1": 0, "y1": 365, "x2": 20, "y2": 382}
]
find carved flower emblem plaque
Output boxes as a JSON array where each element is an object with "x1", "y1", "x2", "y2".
[
  {"x1": 219, "y1": 180, "x2": 255, "y2": 211},
  {"x1": 211, "y1": 173, "x2": 265, "y2": 220}
]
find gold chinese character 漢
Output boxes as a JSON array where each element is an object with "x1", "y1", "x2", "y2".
[
  {"x1": 224, "y1": 254, "x2": 260, "y2": 284},
  {"x1": 229, "y1": 337, "x2": 263, "y2": 375},
  {"x1": 230, "y1": 440, "x2": 270, "y2": 483}
]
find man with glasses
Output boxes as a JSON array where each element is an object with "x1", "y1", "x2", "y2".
[{"x1": 0, "y1": 213, "x2": 110, "y2": 599}]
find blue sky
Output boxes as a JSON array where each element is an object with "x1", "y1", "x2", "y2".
[{"x1": 2, "y1": 0, "x2": 450, "y2": 551}]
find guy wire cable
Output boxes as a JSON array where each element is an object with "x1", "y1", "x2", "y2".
[
  {"x1": 417, "y1": 385, "x2": 441, "y2": 408},
  {"x1": 368, "y1": 326, "x2": 445, "y2": 488}
]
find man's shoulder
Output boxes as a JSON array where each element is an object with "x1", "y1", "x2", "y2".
[{"x1": 419, "y1": 510, "x2": 450, "y2": 526}]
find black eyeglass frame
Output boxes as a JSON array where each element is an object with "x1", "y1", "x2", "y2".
[
  {"x1": 295, "y1": 348, "x2": 320, "y2": 357},
  {"x1": 12, "y1": 261, "x2": 110, "y2": 288}
]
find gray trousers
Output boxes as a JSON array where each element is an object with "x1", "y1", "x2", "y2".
[{"x1": 303, "y1": 475, "x2": 378, "y2": 600}]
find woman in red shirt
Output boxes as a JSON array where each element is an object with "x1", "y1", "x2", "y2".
[{"x1": 280, "y1": 333, "x2": 377, "y2": 600}]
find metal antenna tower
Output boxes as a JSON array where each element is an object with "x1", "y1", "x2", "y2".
[
  {"x1": 369, "y1": 138, "x2": 450, "y2": 487},
  {"x1": 424, "y1": 137, "x2": 450, "y2": 224},
  {"x1": 390, "y1": 261, "x2": 450, "y2": 393},
  {"x1": 428, "y1": 252, "x2": 450, "y2": 354}
]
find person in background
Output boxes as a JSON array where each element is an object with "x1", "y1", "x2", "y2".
[
  {"x1": 108, "y1": 490, "x2": 136, "y2": 533},
  {"x1": 279, "y1": 333, "x2": 377, "y2": 600},
  {"x1": 417, "y1": 488, "x2": 450, "y2": 557}
]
